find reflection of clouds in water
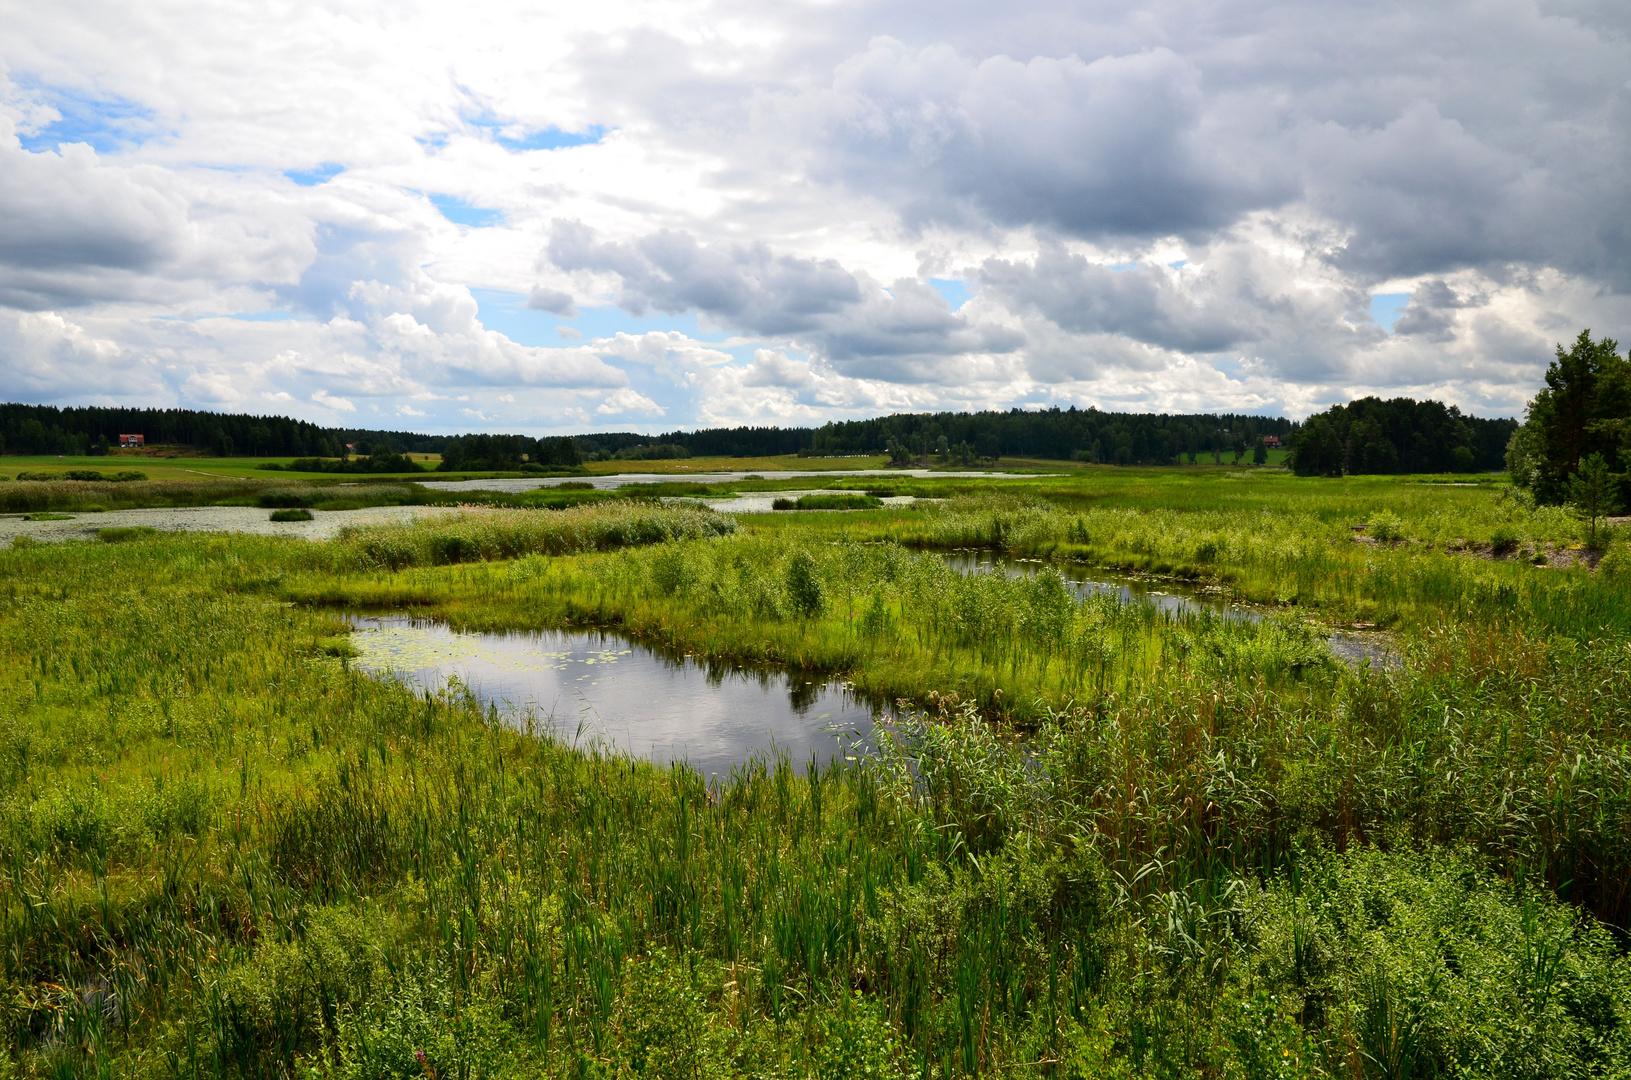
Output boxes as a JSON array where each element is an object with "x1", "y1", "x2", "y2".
[{"x1": 344, "y1": 616, "x2": 877, "y2": 777}]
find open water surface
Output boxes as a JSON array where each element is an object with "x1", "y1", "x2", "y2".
[{"x1": 347, "y1": 615, "x2": 879, "y2": 777}]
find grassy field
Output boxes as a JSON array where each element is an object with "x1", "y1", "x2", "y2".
[{"x1": 1, "y1": 471, "x2": 1629, "y2": 1077}]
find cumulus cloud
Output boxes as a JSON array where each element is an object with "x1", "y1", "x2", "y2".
[
  {"x1": 795, "y1": 39, "x2": 1291, "y2": 239},
  {"x1": 548, "y1": 221, "x2": 1022, "y2": 383},
  {"x1": 1, "y1": 0, "x2": 1629, "y2": 427}
]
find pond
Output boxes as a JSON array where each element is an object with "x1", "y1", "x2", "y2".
[
  {"x1": 347, "y1": 616, "x2": 879, "y2": 777},
  {"x1": 941, "y1": 550, "x2": 1399, "y2": 668}
]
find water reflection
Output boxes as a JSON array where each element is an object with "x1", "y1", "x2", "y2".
[
  {"x1": 346, "y1": 615, "x2": 878, "y2": 777},
  {"x1": 940, "y1": 550, "x2": 1253, "y2": 620}
]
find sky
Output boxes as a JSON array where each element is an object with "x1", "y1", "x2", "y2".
[{"x1": 1, "y1": 0, "x2": 1628, "y2": 434}]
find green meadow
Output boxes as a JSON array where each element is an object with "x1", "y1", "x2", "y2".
[{"x1": 2, "y1": 468, "x2": 1630, "y2": 1077}]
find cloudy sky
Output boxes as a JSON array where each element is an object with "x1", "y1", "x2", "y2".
[{"x1": 2, "y1": 0, "x2": 1628, "y2": 433}]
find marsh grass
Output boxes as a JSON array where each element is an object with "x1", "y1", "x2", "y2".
[{"x1": 2, "y1": 475, "x2": 1630, "y2": 1077}]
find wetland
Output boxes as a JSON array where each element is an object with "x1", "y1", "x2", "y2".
[{"x1": 2, "y1": 467, "x2": 1629, "y2": 1078}]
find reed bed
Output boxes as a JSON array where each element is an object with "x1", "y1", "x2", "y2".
[
  {"x1": 0, "y1": 477, "x2": 271, "y2": 513},
  {"x1": 317, "y1": 503, "x2": 737, "y2": 572}
]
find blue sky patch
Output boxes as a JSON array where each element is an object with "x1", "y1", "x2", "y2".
[
  {"x1": 497, "y1": 124, "x2": 609, "y2": 151},
  {"x1": 461, "y1": 108, "x2": 608, "y2": 151},
  {"x1": 431, "y1": 194, "x2": 504, "y2": 228},
  {"x1": 286, "y1": 162, "x2": 344, "y2": 186},
  {"x1": 929, "y1": 278, "x2": 974, "y2": 310},
  {"x1": 1371, "y1": 293, "x2": 1410, "y2": 332},
  {"x1": 15, "y1": 86, "x2": 158, "y2": 154}
]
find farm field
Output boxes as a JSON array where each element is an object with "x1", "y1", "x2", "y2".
[{"x1": 1, "y1": 470, "x2": 1629, "y2": 1077}]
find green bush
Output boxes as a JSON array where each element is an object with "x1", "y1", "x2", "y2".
[
  {"x1": 1368, "y1": 510, "x2": 1405, "y2": 542},
  {"x1": 785, "y1": 551, "x2": 826, "y2": 616},
  {"x1": 215, "y1": 906, "x2": 387, "y2": 1067},
  {"x1": 1491, "y1": 524, "x2": 1521, "y2": 555},
  {"x1": 555, "y1": 480, "x2": 595, "y2": 490},
  {"x1": 15, "y1": 471, "x2": 54, "y2": 481},
  {"x1": 60, "y1": 469, "x2": 146, "y2": 482},
  {"x1": 270, "y1": 508, "x2": 315, "y2": 522}
]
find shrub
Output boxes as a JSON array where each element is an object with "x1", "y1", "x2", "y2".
[
  {"x1": 15, "y1": 471, "x2": 53, "y2": 481},
  {"x1": 59, "y1": 469, "x2": 146, "y2": 482},
  {"x1": 1490, "y1": 524, "x2": 1521, "y2": 556},
  {"x1": 785, "y1": 551, "x2": 825, "y2": 616},
  {"x1": 555, "y1": 481, "x2": 595, "y2": 490},
  {"x1": 270, "y1": 508, "x2": 315, "y2": 522},
  {"x1": 1368, "y1": 510, "x2": 1405, "y2": 542},
  {"x1": 772, "y1": 498, "x2": 797, "y2": 510}
]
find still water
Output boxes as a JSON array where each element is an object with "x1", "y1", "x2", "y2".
[{"x1": 347, "y1": 616, "x2": 878, "y2": 777}]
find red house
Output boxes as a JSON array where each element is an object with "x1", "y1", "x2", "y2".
[
  {"x1": 119, "y1": 434, "x2": 145, "y2": 448},
  {"x1": 1262, "y1": 435, "x2": 1281, "y2": 448}
]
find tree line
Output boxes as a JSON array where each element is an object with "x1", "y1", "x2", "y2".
[
  {"x1": 2, "y1": 396, "x2": 1543, "y2": 477},
  {"x1": 1289, "y1": 398, "x2": 1516, "y2": 476},
  {"x1": 808, "y1": 407, "x2": 1296, "y2": 465},
  {"x1": 0, "y1": 404, "x2": 448, "y2": 459}
]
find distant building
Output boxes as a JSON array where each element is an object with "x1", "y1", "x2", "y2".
[
  {"x1": 119, "y1": 434, "x2": 145, "y2": 448},
  {"x1": 1262, "y1": 435, "x2": 1282, "y2": 448}
]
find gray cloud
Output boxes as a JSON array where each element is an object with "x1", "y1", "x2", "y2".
[
  {"x1": 548, "y1": 221, "x2": 1021, "y2": 380},
  {"x1": 0, "y1": 138, "x2": 185, "y2": 307},
  {"x1": 549, "y1": 222, "x2": 861, "y2": 334},
  {"x1": 799, "y1": 39, "x2": 1293, "y2": 239},
  {"x1": 527, "y1": 286, "x2": 577, "y2": 316}
]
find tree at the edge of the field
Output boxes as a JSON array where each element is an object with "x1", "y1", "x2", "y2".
[{"x1": 1509, "y1": 330, "x2": 1631, "y2": 506}]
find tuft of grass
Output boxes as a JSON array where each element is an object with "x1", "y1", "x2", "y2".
[
  {"x1": 774, "y1": 493, "x2": 884, "y2": 510},
  {"x1": 270, "y1": 507, "x2": 315, "y2": 522}
]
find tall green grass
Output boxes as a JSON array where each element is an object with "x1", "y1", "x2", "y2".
[{"x1": 1, "y1": 474, "x2": 1630, "y2": 1077}]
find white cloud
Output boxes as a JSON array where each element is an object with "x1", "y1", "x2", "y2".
[
  {"x1": 311, "y1": 388, "x2": 356, "y2": 412},
  {"x1": 597, "y1": 387, "x2": 664, "y2": 415},
  {"x1": 1, "y1": 0, "x2": 1627, "y2": 427}
]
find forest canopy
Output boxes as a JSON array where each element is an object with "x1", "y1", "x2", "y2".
[{"x1": 1288, "y1": 397, "x2": 1517, "y2": 476}]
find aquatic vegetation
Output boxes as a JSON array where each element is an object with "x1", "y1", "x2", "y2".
[
  {"x1": 0, "y1": 471, "x2": 1628, "y2": 1076},
  {"x1": 315, "y1": 503, "x2": 737, "y2": 573}
]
